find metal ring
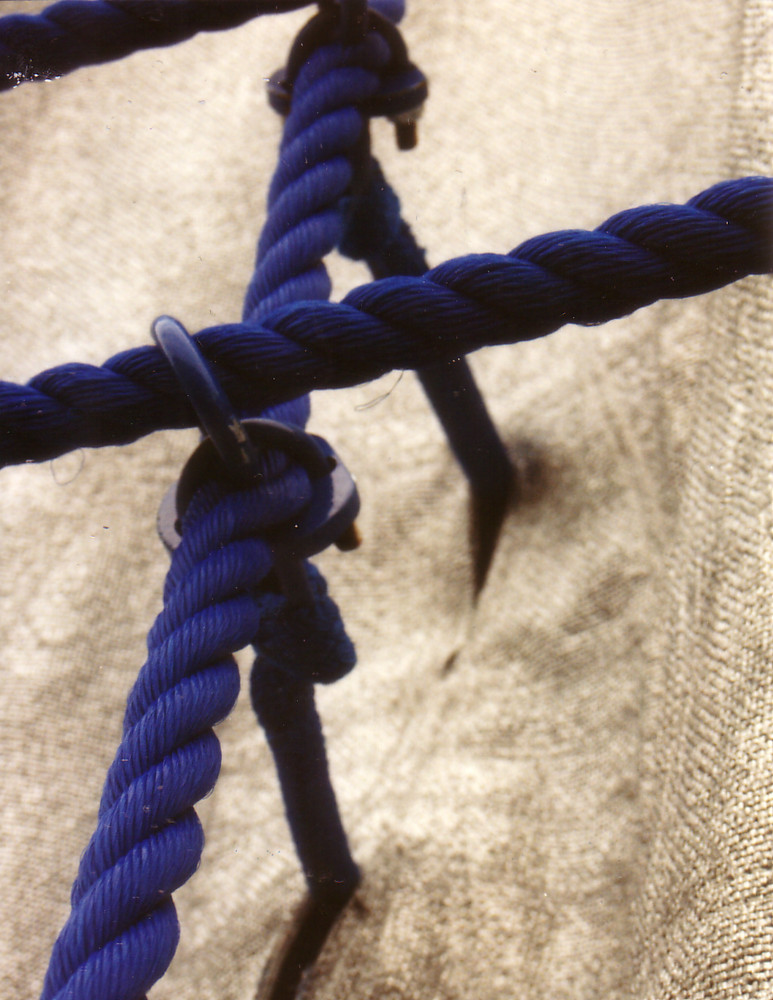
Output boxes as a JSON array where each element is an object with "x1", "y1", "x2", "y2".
[{"x1": 172, "y1": 420, "x2": 335, "y2": 529}]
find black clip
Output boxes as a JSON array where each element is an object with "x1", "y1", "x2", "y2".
[{"x1": 153, "y1": 316, "x2": 360, "y2": 605}]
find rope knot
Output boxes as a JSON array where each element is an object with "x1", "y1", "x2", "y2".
[{"x1": 253, "y1": 562, "x2": 356, "y2": 684}]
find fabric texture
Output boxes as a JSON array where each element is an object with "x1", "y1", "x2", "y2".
[{"x1": 0, "y1": 1, "x2": 771, "y2": 998}]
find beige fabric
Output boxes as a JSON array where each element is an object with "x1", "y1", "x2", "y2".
[{"x1": 0, "y1": 1, "x2": 771, "y2": 998}]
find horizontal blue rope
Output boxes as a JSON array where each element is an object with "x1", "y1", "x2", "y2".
[
  {"x1": 1, "y1": 175, "x2": 770, "y2": 469},
  {"x1": 0, "y1": 0, "x2": 312, "y2": 91}
]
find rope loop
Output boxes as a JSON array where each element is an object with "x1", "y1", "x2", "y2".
[{"x1": 253, "y1": 561, "x2": 357, "y2": 684}]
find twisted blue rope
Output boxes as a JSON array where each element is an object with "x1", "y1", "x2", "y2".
[
  {"x1": 1, "y1": 175, "x2": 770, "y2": 468},
  {"x1": 244, "y1": 30, "x2": 388, "y2": 432},
  {"x1": 41, "y1": 459, "x2": 355, "y2": 1000},
  {"x1": 0, "y1": 0, "x2": 407, "y2": 92},
  {"x1": 0, "y1": 0, "x2": 312, "y2": 91}
]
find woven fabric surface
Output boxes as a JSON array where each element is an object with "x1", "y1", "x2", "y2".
[{"x1": 0, "y1": 1, "x2": 770, "y2": 998}]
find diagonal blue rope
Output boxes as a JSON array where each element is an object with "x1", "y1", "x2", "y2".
[
  {"x1": 0, "y1": 0, "x2": 312, "y2": 91},
  {"x1": 40, "y1": 460, "x2": 355, "y2": 1000},
  {"x1": 9, "y1": 3, "x2": 767, "y2": 998},
  {"x1": 0, "y1": 175, "x2": 770, "y2": 468}
]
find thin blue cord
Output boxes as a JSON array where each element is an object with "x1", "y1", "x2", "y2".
[{"x1": 0, "y1": 176, "x2": 770, "y2": 468}]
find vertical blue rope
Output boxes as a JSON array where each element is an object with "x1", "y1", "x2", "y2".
[{"x1": 42, "y1": 16, "x2": 400, "y2": 998}]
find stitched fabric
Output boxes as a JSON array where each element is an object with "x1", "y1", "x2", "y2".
[{"x1": 0, "y1": 2, "x2": 770, "y2": 998}]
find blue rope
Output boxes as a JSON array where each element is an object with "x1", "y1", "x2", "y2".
[
  {"x1": 41, "y1": 460, "x2": 355, "y2": 1000},
  {"x1": 0, "y1": 0, "x2": 407, "y2": 92},
  {"x1": 242, "y1": 31, "x2": 388, "y2": 430},
  {"x1": 244, "y1": 42, "x2": 386, "y2": 321},
  {"x1": 0, "y1": 0, "x2": 313, "y2": 91},
  {"x1": 4, "y1": 4, "x2": 770, "y2": 997},
  {"x1": 1, "y1": 175, "x2": 770, "y2": 468},
  {"x1": 242, "y1": 25, "x2": 395, "y2": 904}
]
